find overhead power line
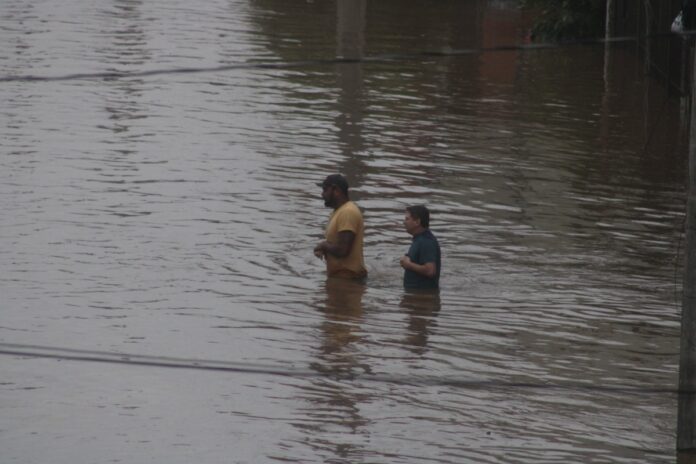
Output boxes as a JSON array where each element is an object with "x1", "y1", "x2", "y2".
[
  {"x1": 0, "y1": 342, "x2": 679, "y2": 395},
  {"x1": 0, "y1": 33, "x2": 686, "y2": 84}
]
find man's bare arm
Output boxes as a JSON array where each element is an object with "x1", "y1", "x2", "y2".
[{"x1": 314, "y1": 231, "x2": 355, "y2": 259}]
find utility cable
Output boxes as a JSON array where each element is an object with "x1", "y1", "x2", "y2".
[
  {"x1": 0, "y1": 33, "x2": 689, "y2": 84},
  {"x1": 0, "y1": 342, "x2": 680, "y2": 395}
]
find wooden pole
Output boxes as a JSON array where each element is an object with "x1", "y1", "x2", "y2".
[
  {"x1": 605, "y1": 0, "x2": 613, "y2": 40},
  {"x1": 604, "y1": 0, "x2": 613, "y2": 86},
  {"x1": 678, "y1": 39, "x2": 696, "y2": 453}
]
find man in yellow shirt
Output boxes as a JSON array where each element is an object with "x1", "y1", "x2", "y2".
[{"x1": 314, "y1": 174, "x2": 367, "y2": 279}]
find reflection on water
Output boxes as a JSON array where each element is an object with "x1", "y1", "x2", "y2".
[
  {"x1": 313, "y1": 277, "x2": 368, "y2": 379},
  {"x1": 0, "y1": 0, "x2": 685, "y2": 462},
  {"x1": 335, "y1": 0, "x2": 368, "y2": 187},
  {"x1": 294, "y1": 278, "x2": 369, "y2": 461},
  {"x1": 679, "y1": 451, "x2": 696, "y2": 464},
  {"x1": 400, "y1": 290, "x2": 440, "y2": 355}
]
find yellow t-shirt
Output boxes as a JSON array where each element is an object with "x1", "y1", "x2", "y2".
[{"x1": 325, "y1": 201, "x2": 366, "y2": 278}]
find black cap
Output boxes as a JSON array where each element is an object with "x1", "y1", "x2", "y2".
[{"x1": 318, "y1": 174, "x2": 349, "y2": 193}]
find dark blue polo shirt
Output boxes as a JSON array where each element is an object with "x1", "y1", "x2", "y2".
[{"x1": 403, "y1": 229, "x2": 441, "y2": 289}]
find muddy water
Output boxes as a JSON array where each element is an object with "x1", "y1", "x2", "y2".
[{"x1": 0, "y1": 0, "x2": 686, "y2": 462}]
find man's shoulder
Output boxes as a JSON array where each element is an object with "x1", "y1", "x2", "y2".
[
  {"x1": 416, "y1": 230, "x2": 438, "y2": 244},
  {"x1": 338, "y1": 201, "x2": 363, "y2": 217},
  {"x1": 331, "y1": 201, "x2": 363, "y2": 233}
]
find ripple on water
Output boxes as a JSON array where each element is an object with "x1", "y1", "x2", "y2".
[{"x1": 0, "y1": 0, "x2": 684, "y2": 462}]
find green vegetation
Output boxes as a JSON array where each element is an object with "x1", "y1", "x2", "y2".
[{"x1": 520, "y1": 0, "x2": 606, "y2": 41}]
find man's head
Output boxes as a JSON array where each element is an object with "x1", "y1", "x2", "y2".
[
  {"x1": 319, "y1": 174, "x2": 349, "y2": 208},
  {"x1": 404, "y1": 205, "x2": 430, "y2": 235}
]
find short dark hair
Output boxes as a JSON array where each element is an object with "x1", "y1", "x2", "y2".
[
  {"x1": 319, "y1": 174, "x2": 349, "y2": 195},
  {"x1": 406, "y1": 205, "x2": 430, "y2": 228}
]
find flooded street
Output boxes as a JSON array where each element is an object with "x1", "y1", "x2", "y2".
[{"x1": 0, "y1": 0, "x2": 687, "y2": 462}]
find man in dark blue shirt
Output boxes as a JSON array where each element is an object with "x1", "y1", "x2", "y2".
[{"x1": 400, "y1": 205, "x2": 441, "y2": 289}]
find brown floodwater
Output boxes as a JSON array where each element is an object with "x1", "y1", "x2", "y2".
[{"x1": 0, "y1": 0, "x2": 687, "y2": 462}]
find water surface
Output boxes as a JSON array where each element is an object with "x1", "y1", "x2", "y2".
[{"x1": 0, "y1": 0, "x2": 686, "y2": 462}]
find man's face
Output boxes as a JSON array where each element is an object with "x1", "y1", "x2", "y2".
[
  {"x1": 403, "y1": 211, "x2": 420, "y2": 236},
  {"x1": 322, "y1": 184, "x2": 336, "y2": 207}
]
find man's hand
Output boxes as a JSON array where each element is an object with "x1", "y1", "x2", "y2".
[
  {"x1": 314, "y1": 241, "x2": 327, "y2": 260},
  {"x1": 315, "y1": 232, "x2": 355, "y2": 260},
  {"x1": 401, "y1": 255, "x2": 436, "y2": 278}
]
